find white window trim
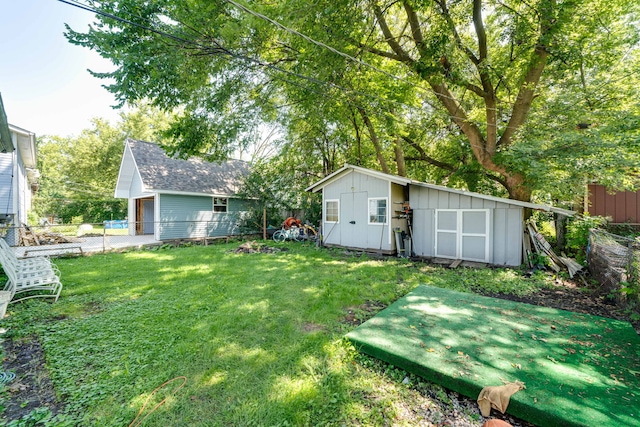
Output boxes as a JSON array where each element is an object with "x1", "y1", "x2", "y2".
[
  {"x1": 435, "y1": 209, "x2": 490, "y2": 262},
  {"x1": 325, "y1": 199, "x2": 339, "y2": 223},
  {"x1": 213, "y1": 197, "x2": 228, "y2": 213},
  {"x1": 368, "y1": 197, "x2": 388, "y2": 225}
]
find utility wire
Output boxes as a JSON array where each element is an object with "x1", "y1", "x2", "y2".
[
  {"x1": 224, "y1": 0, "x2": 504, "y2": 113},
  {"x1": 55, "y1": 0, "x2": 592, "y2": 155},
  {"x1": 55, "y1": 0, "x2": 445, "y2": 129},
  {"x1": 57, "y1": 0, "x2": 514, "y2": 134}
]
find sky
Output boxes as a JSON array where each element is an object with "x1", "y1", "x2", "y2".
[{"x1": 1, "y1": 0, "x2": 123, "y2": 138}]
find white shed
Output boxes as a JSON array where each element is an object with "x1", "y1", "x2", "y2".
[{"x1": 307, "y1": 165, "x2": 572, "y2": 266}]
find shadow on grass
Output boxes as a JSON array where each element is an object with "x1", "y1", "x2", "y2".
[{"x1": 4, "y1": 243, "x2": 421, "y2": 425}]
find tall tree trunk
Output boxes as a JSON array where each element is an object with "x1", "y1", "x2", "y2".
[
  {"x1": 358, "y1": 107, "x2": 390, "y2": 174},
  {"x1": 394, "y1": 136, "x2": 406, "y2": 176}
]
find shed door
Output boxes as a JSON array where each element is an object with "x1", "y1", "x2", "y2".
[
  {"x1": 435, "y1": 209, "x2": 489, "y2": 262},
  {"x1": 142, "y1": 199, "x2": 155, "y2": 235},
  {"x1": 340, "y1": 192, "x2": 368, "y2": 248}
]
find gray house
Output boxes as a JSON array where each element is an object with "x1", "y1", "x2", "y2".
[
  {"x1": 0, "y1": 95, "x2": 39, "y2": 245},
  {"x1": 307, "y1": 164, "x2": 572, "y2": 266},
  {"x1": 114, "y1": 139, "x2": 252, "y2": 240}
]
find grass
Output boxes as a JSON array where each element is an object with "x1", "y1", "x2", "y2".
[{"x1": 0, "y1": 242, "x2": 552, "y2": 426}]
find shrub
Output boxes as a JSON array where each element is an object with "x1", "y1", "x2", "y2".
[{"x1": 565, "y1": 215, "x2": 608, "y2": 261}]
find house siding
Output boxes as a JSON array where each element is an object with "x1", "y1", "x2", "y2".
[
  {"x1": 0, "y1": 152, "x2": 13, "y2": 217},
  {"x1": 15, "y1": 158, "x2": 28, "y2": 224},
  {"x1": 588, "y1": 184, "x2": 640, "y2": 223},
  {"x1": 157, "y1": 194, "x2": 247, "y2": 240}
]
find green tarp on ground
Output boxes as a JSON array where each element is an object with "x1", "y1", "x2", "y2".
[{"x1": 346, "y1": 285, "x2": 640, "y2": 427}]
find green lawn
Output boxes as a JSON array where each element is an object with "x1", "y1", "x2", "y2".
[{"x1": 1, "y1": 242, "x2": 552, "y2": 426}]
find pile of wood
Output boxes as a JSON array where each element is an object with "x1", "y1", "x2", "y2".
[
  {"x1": 524, "y1": 221, "x2": 583, "y2": 278},
  {"x1": 19, "y1": 227, "x2": 82, "y2": 247},
  {"x1": 233, "y1": 241, "x2": 282, "y2": 254}
]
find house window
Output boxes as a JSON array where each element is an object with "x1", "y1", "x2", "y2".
[
  {"x1": 213, "y1": 197, "x2": 228, "y2": 213},
  {"x1": 325, "y1": 200, "x2": 339, "y2": 222},
  {"x1": 368, "y1": 198, "x2": 387, "y2": 224}
]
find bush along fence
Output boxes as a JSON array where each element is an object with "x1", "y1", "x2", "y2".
[
  {"x1": 588, "y1": 228, "x2": 640, "y2": 307},
  {"x1": 0, "y1": 220, "x2": 260, "y2": 257}
]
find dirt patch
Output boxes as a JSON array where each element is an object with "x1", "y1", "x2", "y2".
[
  {"x1": 1, "y1": 336, "x2": 61, "y2": 422},
  {"x1": 343, "y1": 300, "x2": 388, "y2": 326},
  {"x1": 302, "y1": 322, "x2": 326, "y2": 333},
  {"x1": 480, "y1": 278, "x2": 640, "y2": 334},
  {"x1": 232, "y1": 241, "x2": 287, "y2": 254}
]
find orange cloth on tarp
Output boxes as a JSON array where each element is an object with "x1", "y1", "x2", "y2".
[
  {"x1": 283, "y1": 217, "x2": 301, "y2": 229},
  {"x1": 477, "y1": 381, "x2": 525, "y2": 417}
]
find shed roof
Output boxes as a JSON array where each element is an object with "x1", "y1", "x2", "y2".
[
  {"x1": 115, "y1": 139, "x2": 250, "y2": 198},
  {"x1": 307, "y1": 164, "x2": 574, "y2": 216},
  {"x1": 305, "y1": 164, "x2": 412, "y2": 192}
]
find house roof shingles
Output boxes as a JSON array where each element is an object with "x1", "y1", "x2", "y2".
[{"x1": 128, "y1": 139, "x2": 250, "y2": 196}]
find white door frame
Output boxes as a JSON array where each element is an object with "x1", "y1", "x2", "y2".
[{"x1": 435, "y1": 209, "x2": 490, "y2": 262}]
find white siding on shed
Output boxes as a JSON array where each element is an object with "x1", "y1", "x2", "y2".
[{"x1": 321, "y1": 171, "x2": 401, "y2": 252}]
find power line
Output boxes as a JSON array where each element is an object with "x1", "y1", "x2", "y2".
[
  {"x1": 223, "y1": 0, "x2": 503, "y2": 113},
  {"x1": 55, "y1": 1, "x2": 442, "y2": 125},
  {"x1": 54, "y1": 0, "x2": 591, "y2": 156}
]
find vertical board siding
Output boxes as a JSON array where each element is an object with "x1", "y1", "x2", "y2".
[
  {"x1": 588, "y1": 184, "x2": 640, "y2": 223},
  {"x1": 496, "y1": 208, "x2": 524, "y2": 266},
  {"x1": 322, "y1": 171, "x2": 395, "y2": 251},
  {"x1": 409, "y1": 185, "x2": 523, "y2": 266}
]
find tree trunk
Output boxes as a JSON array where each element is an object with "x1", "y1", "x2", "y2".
[
  {"x1": 358, "y1": 107, "x2": 390, "y2": 174},
  {"x1": 394, "y1": 136, "x2": 406, "y2": 177},
  {"x1": 555, "y1": 213, "x2": 567, "y2": 252}
]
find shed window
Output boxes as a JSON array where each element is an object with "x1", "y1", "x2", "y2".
[
  {"x1": 325, "y1": 200, "x2": 339, "y2": 222},
  {"x1": 368, "y1": 198, "x2": 387, "y2": 224},
  {"x1": 213, "y1": 197, "x2": 228, "y2": 213}
]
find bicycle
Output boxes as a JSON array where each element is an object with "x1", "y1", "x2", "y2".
[
  {"x1": 298, "y1": 223, "x2": 318, "y2": 242},
  {"x1": 272, "y1": 226, "x2": 303, "y2": 242},
  {"x1": 272, "y1": 222, "x2": 319, "y2": 243}
]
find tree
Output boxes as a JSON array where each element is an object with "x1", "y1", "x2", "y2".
[
  {"x1": 34, "y1": 106, "x2": 173, "y2": 223},
  {"x1": 65, "y1": 0, "x2": 640, "y2": 204}
]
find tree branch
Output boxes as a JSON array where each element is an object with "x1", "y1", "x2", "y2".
[
  {"x1": 434, "y1": 0, "x2": 480, "y2": 65},
  {"x1": 403, "y1": 1, "x2": 424, "y2": 48},
  {"x1": 402, "y1": 136, "x2": 456, "y2": 171},
  {"x1": 498, "y1": 45, "x2": 549, "y2": 146},
  {"x1": 372, "y1": 3, "x2": 414, "y2": 63},
  {"x1": 473, "y1": 0, "x2": 488, "y2": 62},
  {"x1": 360, "y1": 44, "x2": 406, "y2": 62},
  {"x1": 358, "y1": 107, "x2": 390, "y2": 173}
]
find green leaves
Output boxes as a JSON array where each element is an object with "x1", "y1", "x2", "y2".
[
  {"x1": 62, "y1": 0, "x2": 640, "y2": 205},
  {"x1": 34, "y1": 106, "x2": 173, "y2": 223}
]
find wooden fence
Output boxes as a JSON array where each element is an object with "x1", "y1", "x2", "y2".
[{"x1": 588, "y1": 184, "x2": 640, "y2": 224}]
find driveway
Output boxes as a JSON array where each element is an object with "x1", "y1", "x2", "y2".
[{"x1": 12, "y1": 235, "x2": 161, "y2": 258}]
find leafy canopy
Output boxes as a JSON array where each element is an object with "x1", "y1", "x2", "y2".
[{"x1": 65, "y1": 0, "x2": 640, "y2": 205}]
